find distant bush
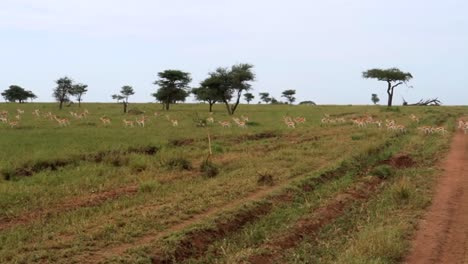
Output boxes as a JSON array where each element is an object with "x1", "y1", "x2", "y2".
[{"x1": 299, "y1": 101, "x2": 316, "y2": 105}]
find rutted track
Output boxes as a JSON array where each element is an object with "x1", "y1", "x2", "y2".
[
  {"x1": 248, "y1": 177, "x2": 383, "y2": 264},
  {"x1": 80, "y1": 136, "x2": 404, "y2": 263},
  {"x1": 0, "y1": 185, "x2": 139, "y2": 231}
]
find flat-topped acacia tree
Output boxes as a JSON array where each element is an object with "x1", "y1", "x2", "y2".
[
  {"x1": 201, "y1": 63, "x2": 255, "y2": 115},
  {"x1": 362, "y1": 68, "x2": 413, "y2": 107},
  {"x1": 282, "y1": 89, "x2": 296, "y2": 104},
  {"x1": 259, "y1": 92, "x2": 271, "y2": 104},
  {"x1": 243, "y1": 93, "x2": 254, "y2": 104},
  {"x1": 1, "y1": 85, "x2": 36, "y2": 103},
  {"x1": 152, "y1": 70, "x2": 191, "y2": 111}
]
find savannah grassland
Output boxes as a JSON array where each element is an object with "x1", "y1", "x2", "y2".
[{"x1": 0, "y1": 103, "x2": 466, "y2": 264}]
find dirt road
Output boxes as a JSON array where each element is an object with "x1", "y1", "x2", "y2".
[{"x1": 406, "y1": 124, "x2": 468, "y2": 264}]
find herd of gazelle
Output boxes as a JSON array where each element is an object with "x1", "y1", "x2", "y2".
[
  {"x1": 315, "y1": 113, "x2": 458, "y2": 135},
  {"x1": 1, "y1": 108, "x2": 467, "y2": 135}
]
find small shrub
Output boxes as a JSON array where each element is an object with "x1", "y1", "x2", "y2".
[
  {"x1": 129, "y1": 158, "x2": 147, "y2": 173},
  {"x1": 1, "y1": 168, "x2": 14, "y2": 181},
  {"x1": 371, "y1": 165, "x2": 394, "y2": 179},
  {"x1": 391, "y1": 178, "x2": 412, "y2": 204},
  {"x1": 246, "y1": 121, "x2": 260, "y2": 126},
  {"x1": 211, "y1": 143, "x2": 224, "y2": 153},
  {"x1": 165, "y1": 157, "x2": 192, "y2": 170},
  {"x1": 351, "y1": 134, "x2": 364, "y2": 141},
  {"x1": 104, "y1": 155, "x2": 129, "y2": 167},
  {"x1": 257, "y1": 171, "x2": 274, "y2": 186},
  {"x1": 200, "y1": 159, "x2": 219, "y2": 178},
  {"x1": 139, "y1": 180, "x2": 159, "y2": 193}
]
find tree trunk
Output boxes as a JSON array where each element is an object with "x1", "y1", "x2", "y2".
[
  {"x1": 123, "y1": 102, "x2": 127, "y2": 113},
  {"x1": 78, "y1": 99, "x2": 81, "y2": 108},
  {"x1": 223, "y1": 100, "x2": 232, "y2": 115},
  {"x1": 165, "y1": 102, "x2": 170, "y2": 110},
  {"x1": 230, "y1": 90, "x2": 243, "y2": 115},
  {"x1": 209, "y1": 102, "x2": 213, "y2": 112},
  {"x1": 387, "y1": 82, "x2": 393, "y2": 107},
  {"x1": 59, "y1": 100, "x2": 63, "y2": 110}
]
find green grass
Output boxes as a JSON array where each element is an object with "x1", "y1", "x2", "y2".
[{"x1": 0, "y1": 102, "x2": 465, "y2": 263}]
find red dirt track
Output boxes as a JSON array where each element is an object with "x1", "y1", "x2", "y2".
[{"x1": 405, "y1": 121, "x2": 468, "y2": 264}]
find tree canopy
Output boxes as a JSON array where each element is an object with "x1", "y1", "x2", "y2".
[
  {"x1": 1, "y1": 85, "x2": 36, "y2": 103},
  {"x1": 281, "y1": 89, "x2": 296, "y2": 104},
  {"x1": 243, "y1": 93, "x2": 254, "y2": 104},
  {"x1": 363, "y1": 68, "x2": 413, "y2": 106},
  {"x1": 152, "y1": 70, "x2": 191, "y2": 110},
  {"x1": 192, "y1": 85, "x2": 222, "y2": 112},
  {"x1": 71, "y1": 83, "x2": 88, "y2": 107},
  {"x1": 53, "y1": 77, "x2": 74, "y2": 109},
  {"x1": 371, "y1": 93, "x2": 380, "y2": 105},
  {"x1": 201, "y1": 63, "x2": 255, "y2": 115},
  {"x1": 259, "y1": 92, "x2": 271, "y2": 104}
]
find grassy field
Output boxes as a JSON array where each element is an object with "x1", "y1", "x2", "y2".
[{"x1": 0, "y1": 103, "x2": 466, "y2": 263}]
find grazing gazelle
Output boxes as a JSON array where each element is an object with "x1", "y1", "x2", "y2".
[
  {"x1": 218, "y1": 121, "x2": 231, "y2": 128},
  {"x1": 100, "y1": 116, "x2": 111, "y2": 126},
  {"x1": 123, "y1": 119, "x2": 134, "y2": 127}
]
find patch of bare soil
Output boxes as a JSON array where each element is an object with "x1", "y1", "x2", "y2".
[
  {"x1": 248, "y1": 177, "x2": 383, "y2": 264},
  {"x1": 0, "y1": 185, "x2": 139, "y2": 231},
  {"x1": 405, "y1": 122, "x2": 468, "y2": 264},
  {"x1": 382, "y1": 153, "x2": 416, "y2": 169}
]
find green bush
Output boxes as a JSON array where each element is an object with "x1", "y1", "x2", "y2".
[
  {"x1": 139, "y1": 180, "x2": 159, "y2": 193},
  {"x1": 371, "y1": 165, "x2": 395, "y2": 179},
  {"x1": 165, "y1": 157, "x2": 192, "y2": 170},
  {"x1": 200, "y1": 159, "x2": 219, "y2": 178}
]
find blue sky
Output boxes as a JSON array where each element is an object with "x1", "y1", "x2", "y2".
[{"x1": 1, "y1": 0, "x2": 467, "y2": 105}]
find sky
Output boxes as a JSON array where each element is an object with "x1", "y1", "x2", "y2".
[{"x1": 0, "y1": 0, "x2": 467, "y2": 105}]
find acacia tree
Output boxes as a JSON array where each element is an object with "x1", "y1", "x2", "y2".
[
  {"x1": 71, "y1": 83, "x2": 88, "y2": 108},
  {"x1": 243, "y1": 93, "x2": 254, "y2": 104},
  {"x1": 371, "y1": 94, "x2": 380, "y2": 105},
  {"x1": 53, "y1": 77, "x2": 74, "y2": 110},
  {"x1": 259, "y1": 92, "x2": 271, "y2": 104},
  {"x1": 282, "y1": 90, "x2": 296, "y2": 104},
  {"x1": 112, "y1": 85, "x2": 134, "y2": 113},
  {"x1": 152, "y1": 70, "x2": 191, "y2": 110},
  {"x1": 227, "y1": 63, "x2": 255, "y2": 114},
  {"x1": 200, "y1": 64, "x2": 255, "y2": 115},
  {"x1": 362, "y1": 68, "x2": 413, "y2": 107},
  {"x1": 1, "y1": 85, "x2": 36, "y2": 103},
  {"x1": 192, "y1": 86, "x2": 222, "y2": 112}
]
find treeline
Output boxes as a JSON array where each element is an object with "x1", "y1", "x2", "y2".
[{"x1": 1, "y1": 63, "x2": 311, "y2": 115}]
